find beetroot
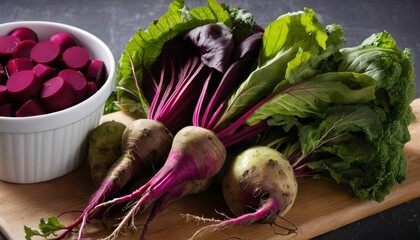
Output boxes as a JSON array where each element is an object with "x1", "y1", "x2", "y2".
[
  {"x1": 30, "y1": 41, "x2": 61, "y2": 65},
  {"x1": 62, "y1": 46, "x2": 90, "y2": 70},
  {"x1": 0, "y1": 27, "x2": 104, "y2": 117},
  {"x1": 0, "y1": 85, "x2": 7, "y2": 104},
  {"x1": 12, "y1": 40, "x2": 37, "y2": 59},
  {"x1": 86, "y1": 81, "x2": 97, "y2": 98},
  {"x1": 40, "y1": 76, "x2": 76, "y2": 112},
  {"x1": 85, "y1": 59, "x2": 106, "y2": 86},
  {"x1": 6, "y1": 70, "x2": 42, "y2": 103},
  {"x1": 58, "y1": 69, "x2": 87, "y2": 102},
  {"x1": 15, "y1": 98, "x2": 46, "y2": 117},
  {"x1": 0, "y1": 103, "x2": 14, "y2": 117},
  {"x1": 8, "y1": 27, "x2": 38, "y2": 42},
  {"x1": 0, "y1": 35, "x2": 20, "y2": 61},
  {"x1": 49, "y1": 32, "x2": 78, "y2": 52},
  {"x1": 32, "y1": 63, "x2": 58, "y2": 82},
  {"x1": 6, "y1": 58, "x2": 33, "y2": 76}
]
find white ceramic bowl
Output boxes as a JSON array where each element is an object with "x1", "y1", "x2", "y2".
[{"x1": 0, "y1": 21, "x2": 115, "y2": 183}]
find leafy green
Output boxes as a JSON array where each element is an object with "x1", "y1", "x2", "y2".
[
  {"x1": 115, "y1": 0, "x2": 232, "y2": 117},
  {"x1": 215, "y1": 8, "x2": 345, "y2": 129},
  {"x1": 24, "y1": 216, "x2": 65, "y2": 240}
]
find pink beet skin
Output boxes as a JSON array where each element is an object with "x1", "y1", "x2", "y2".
[
  {"x1": 62, "y1": 46, "x2": 90, "y2": 70},
  {"x1": 32, "y1": 63, "x2": 58, "y2": 82},
  {"x1": 30, "y1": 41, "x2": 61, "y2": 65},
  {"x1": 16, "y1": 98, "x2": 46, "y2": 117},
  {"x1": 40, "y1": 76, "x2": 76, "y2": 112},
  {"x1": 6, "y1": 58, "x2": 33, "y2": 76},
  {"x1": 0, "y1": 103, "x2": 14, "y2": 117},
  {"x1": 8, "y1": 27, "x2": 38, "y2": 42},
  {"x1": 0, "y1": 35, "x2": 20, "y2": 60},
  {"x1": 58, "y1": 69, "x2": 87, "y2": 103},
  {"x1": 49, "y1": 32, "x2": 78, "y2": 52},
  {"x1": 12, "y1": 40, "x2": 37, "y2": 59},
  {"x1": 6, "y1": 70, "x2": 42, "y2": 103}
]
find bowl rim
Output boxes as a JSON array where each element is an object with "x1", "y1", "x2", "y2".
[{"x1": 0, "y1": 21, "x2": 115, "y2": 133}]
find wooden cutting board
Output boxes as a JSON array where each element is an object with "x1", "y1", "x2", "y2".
[{"x1": 1, "y1": 99, "x2": 419, "y2": 240}]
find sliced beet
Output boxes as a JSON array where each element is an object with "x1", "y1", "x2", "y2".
[
  {"x1": 40, "y1": 76, "x2": 76, "y2": 112},
  {"x1": 16, "y1": 98, "x2": 46, "y2": 117},
  {"x1": 58, "y1": 69, "x2": 87, "y2": 102},
  {"x1": 85, "y1": 59, "x2": 106, "y2": 87},
  {"x1": 6, "y1": 70, "x2": 42, "y2": 103},
  {"x1": 32, "y1": 63, "x2": 57, "y2": 82},
  {"x1": 12, "y1": 40, "x2": 37, "y2": 59},
  {"x1": 86, "y1": 81, "x2": 97, "y2": 98},
  {"x1": 0, "y1": 103, "x2": 14, "y2": 117},
  {"x1": 8, "y1": 27, "x2": 38, "y2": 42},
  {"x1": 49, "y1": 32, "x2": 78, "y2": 52},
  {"x1": 0, "y1": 35, "x2": 20, "y2": 61},
  {"x1": 62, "y1": 46, "x2": 90, "y2": 70},
  {"x1": 0, "y1": 85, "x2": 8, "y2": 105},
  {"x1": 6, "y1": 58, "x2": 33, "y2": 76},
  {"x1": 31, "y1": 41, "x2": 61, "y2": 65}
]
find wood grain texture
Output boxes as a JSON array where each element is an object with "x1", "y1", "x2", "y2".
[{"x1": 0, "y1": 99, "x2": 419, "y2": 240}]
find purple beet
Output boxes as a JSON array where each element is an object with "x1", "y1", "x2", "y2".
[
  {"x1": 8, "y1": 27, "x2": 38, "y2": 42},
  {"x1": 6, "y1": 70, "x2": 42, "y2": 103},
  {"x1": 49, "y1": 32, "x2": 78, "y2": 52},
  {"x1": 62, "y1": 46, "x2": 90, "y2": 70},
  {"x1": 0, "y1": 85, "x2": 8, "y2": 105},
  {"x1": 86, "y1": 81, "x2": 97, "y2": 98},
  {"x1": 6, "y1": 58, "x2": 33, "y2": 76},
  {"x1": 31, "y1": 41, "x2": 61, "y2": 65},
  {"x1": 58, "y1": 69, "x2": 87, "y2": 102},
  {"x1": 12, "y1": 40, "x2": 37, "y2": 59},
  {"x1": 0, "y1": 103, "x2": 14, "y2": 117},
  {"x1": 32, "y1": 63, "x2": 57, "y2": 82},
  {"x1": 85, "y1": 59, "x2": 106, "y2": 87},
  {"x1": 40, "y1": 76, "x2": 76, "y2": 112},
  {"x1": 0, "y1": 35, "x2": 20, "y2": 61},
  {"x1": 15, "y1": 98, "x2": 46, "y2": 117}
]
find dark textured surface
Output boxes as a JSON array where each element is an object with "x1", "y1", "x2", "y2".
[{"x1": 1, "y1": 1, "x2": 419, "y2": 239}]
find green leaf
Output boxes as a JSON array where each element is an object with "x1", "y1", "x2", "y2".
[
  {"x1": 24, "y1": 216, "x2": 65, "y2": 240},
  {"x1": 217, "y1": 8, "x2": 344, "y2": 128},
  {"x1": 246, "y1": 72, "x2": 376, "y2": 125}
]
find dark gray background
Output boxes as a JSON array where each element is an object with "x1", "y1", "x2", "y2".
[{"x1": 1, "y1": 0, "x2": 419, "y2": 239}]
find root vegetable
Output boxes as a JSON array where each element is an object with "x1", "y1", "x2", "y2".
[
  {"x1": 190, "y1": 146, "x2": 298, "y2": 239},
  {"x1": 62, "y1": 46, "x2": 90, "y2": 70},
  {"x1": 6, "y1": 70, "x2": 42, "y2": 103},
  {"x1": 39, "y1": 76, "x2": 76, "y2": 112},
  {"x1": 0, "y1": 103, "x2": 14, "y2": 116},
  {"x1": 12, "y1": 40, "x2": 37, "y2": 59},
  {"x1": 30, "y1": 40, "x2": 61, "y2": 65},
  {"x1": 8, "y1": 27, "x2": 38, "y2": 42},
  {"x1": 87, "y1": 120, "x2": 126, "y2": 187},
  {"x1": 5, "y1": 57, "x2": 33, "y2": 76},
  {"x1": 93, "y1": 125, "x2": 226, "y2": 240},
  {"x1": 49, "y1": 32, "x2": 78, "y2": 52},
  {"x1": 32, "y1": 63, "x2": 57, "y2": 82},
  {"x1": 58, "y1": 69, "x2": 87, "y2": 102},
  {"x1": 15, "y1": 98, "x2": 46, "y2": 117},
  {"x1": 0, "y1": 85, "x2": 8, "y2": 104},
  {"x1": 0, "y1": 35, "x2": 20, "y2": 60},
  {"x1": 54, "y1": 118, "x2": 173, "y2": 240}
]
